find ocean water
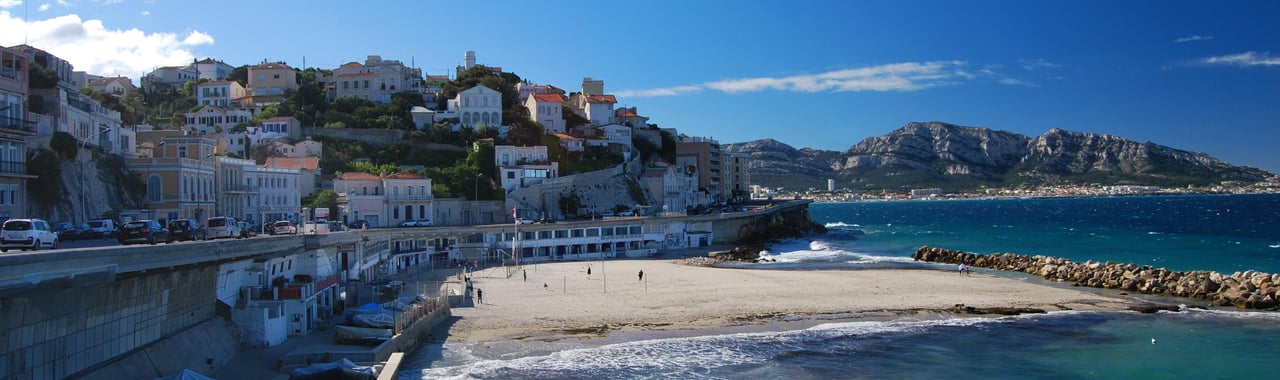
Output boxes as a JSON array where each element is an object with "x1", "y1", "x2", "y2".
[{"x1": 402, "y1": 194, "x2": 1280, "y2": 379}]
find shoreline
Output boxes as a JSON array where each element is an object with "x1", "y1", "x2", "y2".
[{"x1": 441, "y1": 258, "x2": 1145, "y2": 344}]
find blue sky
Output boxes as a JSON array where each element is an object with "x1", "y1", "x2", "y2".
[{"x1": 3, "y1": 0, "x2": 1278, "y2": 172}]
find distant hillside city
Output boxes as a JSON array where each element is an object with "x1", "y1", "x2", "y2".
[{"x1": 0, "y1": 47, "x2": 752, "y2": 227}]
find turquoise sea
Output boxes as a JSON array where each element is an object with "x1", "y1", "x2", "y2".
[{"x1": 402, "y1": 194, "x2": 1280, "y2": 379}]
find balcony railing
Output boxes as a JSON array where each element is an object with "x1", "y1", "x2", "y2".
[
  {"x1": 0, "y1": 116, "x2": 34, "y2": 133},
  {"x1": 246, "y1": 274, "x2": 338, "y2": 301},
  {"x1": 223, "y1": 184, "x2": 259, "y2": 193},
  {"x1": 0, "y1": 160, "x2": 26, "y2": 175},
  {"x1": 386, "y1": 194, "x2": 433, "y2": 201}
]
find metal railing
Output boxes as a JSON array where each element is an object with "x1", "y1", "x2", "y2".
[{"x1": 0, "y1": 160, "x2": 26, "y2": 175}]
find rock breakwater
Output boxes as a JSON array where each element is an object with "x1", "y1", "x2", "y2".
[{"x1": 913, "y1": 246, "x2": 1280, "y2": 310}]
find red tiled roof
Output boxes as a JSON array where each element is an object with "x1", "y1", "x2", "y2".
[
  {"x1": 338, "y1": 171, "x2": 380, "y2": 180},
  {"x1": 265, "y1": 156, "x2": 320, "y2": 171},
  {"x1": 250, "y1": 63, "x2": 294, "y2": 70},
  {"x1": 586, "y1": 95, "x2": 617, "y2": 104},
  {"x1": 384, "y1": 172, "x2": 426, "y2": 179},
  {"x1": 532, "y1": 93, "x2": 565, "y2": 103},
  {"x1": 553, "y1": 133, "x2": 580, "y2": 140},
  {"x1": 619, "y1": 111, "x2": 640, "y2": 117},
  {"x1": 340, "y1": 62, "x2": 363, "y2": 68}
]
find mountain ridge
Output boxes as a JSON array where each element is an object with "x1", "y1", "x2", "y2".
[{"x1": 723, "y1": 121, "x2": 1272, "y2": 192}]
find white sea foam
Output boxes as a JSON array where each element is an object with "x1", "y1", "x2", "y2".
[
  {"x1": 825, "y1": 222, "x2": 861, "y2": 228},
  {"x1": 1269, "y1": 244, "x2": 1280, "y2": 249},
  {"x1": 756, "y1": 238, "x2": 916, "y2": 265}
]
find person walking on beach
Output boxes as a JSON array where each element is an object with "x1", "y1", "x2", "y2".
[
  {"x1": 523, "y1": 269, "x2": 527, "y2": 281},
  {"x1": 587, "y1": 266, "x2": 592, "y2": 276},
  {"x1": 638, "y1": 270, "x2": 644, "y2": 281},
  {"x1": 477, "y1": 288, "x2": 483, "y2": 304},
  {"x1": 958, "y1": 263, "x2": 967, "y2": 276}
]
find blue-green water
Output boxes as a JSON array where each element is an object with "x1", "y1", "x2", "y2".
[{"x1": 404, "y1": 194, "x2": 1280, "y2": 379}]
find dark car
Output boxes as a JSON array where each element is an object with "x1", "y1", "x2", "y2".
[
  {"x1": 167, "y1": 218, "x2": 205, "y2": 242},
  {"x1": 118, "y1": 220, "x2": 169, "y2": 245},
  {"x1": 55, "y1": 222, "x2": 79, "y2": 241},
  {"x1": 348, "y1": 220, "x2": 370, "y2": 229}
]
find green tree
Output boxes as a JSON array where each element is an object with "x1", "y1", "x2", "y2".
[
  {"x1": 306, "y1": 189, "x2": 339, "y2": 213},
  {"x1": 227, "y1": 65, "x2": 249, "y2": 87},
  {"x1": 50, "y1": 132, "x2": 79, "y2": 159},
  {"x1": 27, "y1": 62, "x2": 59, "y2": 89}
]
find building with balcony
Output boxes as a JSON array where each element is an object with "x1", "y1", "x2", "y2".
[
  {"x1": 128, "y1": 133, "x2": 218, "y2": 222},
  {"x1": 676, "y1": 137, "x2": 723, "y2": 204},
  {"x1": 640, "y1": 163, "x2": 701, "y2": 215},
  {"x1": 721, "y1": 152, "x2": 752, "y2": 202},
  {"x1": 184, "y1": 105, "x2": 252, "y2": 135},
  {"x1": 263, "y1": 156, "x2": 320, "y2": 198},
  {"x1": 196, "y1": 80, "x2": 247, "y2": 108},
  {"x1": 333, "y1": 171, "x2": 433, "y2": 228},
  {"x1": 247, "y1": 62, "x2": 297, "y2": 104},
  {"x1": 260, "y1": 116, "x2": 301, "y2": 141},
  {"x1": 0, "y1": 46, "x2": 33, "y2": 220},
  {"x1": 246, "y1": 161, "x2": 302, "y2": 225},
  {"x1": 516, "y1": 82, "x2": 564, "y2": 103},
  {"x1": 494, "y1": 145, "x2": 558, "y2": 191},
  {"x1": 214, "y1": 156, "x2": 257, "y2": 220},
  {"x1": 223, "y1": 251, "x2": 340, "y2": 345}
]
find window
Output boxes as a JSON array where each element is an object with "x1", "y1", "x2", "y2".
[{"x1": 506, "y1": 171, "x2": 515, "y2": 179}]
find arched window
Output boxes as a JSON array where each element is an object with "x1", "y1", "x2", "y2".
[
  {"x1": 482, "y1": 112, "x2": 490, "y2": 125},
  {"x1": 462, "y1": 113, "x2": 471, "y2": 126},
  {"x1": 147, "y1": 174, "x2": 162, "y2": 201}
]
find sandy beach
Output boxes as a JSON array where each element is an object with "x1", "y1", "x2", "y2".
[{"x1": 444, "y1": 258, "x2": 1140, "y2": 342}]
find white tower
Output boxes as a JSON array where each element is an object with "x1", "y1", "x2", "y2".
[
  {"x1": 827, "y1": 179, "x2": 835, "y2": 192},
  {"x1": 464, "y1": 51, "x2": 476, "y2": 70}
]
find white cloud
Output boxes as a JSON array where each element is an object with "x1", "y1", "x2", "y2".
[
  {"x1": 0, "y1": 11, "x2": 215, "y2": 78},
  {"x1": 619, "y1": 61, "x2": 972, "y2": 98},
  {"x1": 997, "y1": 78, "x2": 1037, "y2": 87},
  {"x1": 140, "y1": 10, "x2": 149, "y2": 16},
  {"x1": 1175, "y1": 34, "x2": 1214, "y2": 43},
  {"x1": 0, "y1": 0, "x2": 20, "y2": 9},
  {"x1": 1019, "y1": 58, "x2": 1062, "y2": 71},
  {"x1": 1201, "y1": 51, "x2": 1280, "y2": 67},
  {"x1": 38, "y1": 3, "x2": 51, "y2": 11}
]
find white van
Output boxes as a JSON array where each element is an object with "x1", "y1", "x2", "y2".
[
  {"x1": 205, "y1": 217, "x2": 243, "y2": 239},
  {"x1": 1, "y1": 218, "x2": 59, "y2": 252},
  {"x1": 87, "y1": 219, "x2": 116, "y2": 238}
]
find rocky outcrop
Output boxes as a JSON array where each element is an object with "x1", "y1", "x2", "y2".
[
  {"x1": 913, "y1": 246, "x2": 1280, "y2": 310},
  {"x1": 838, "y1": 122, "x2": 1031, "y2": 181}
]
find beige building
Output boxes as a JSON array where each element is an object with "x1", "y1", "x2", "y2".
[
  {"x1": 330, "y1": 55, "x2": 422, "y2": 104},
  {"x1": 86, "y1": 76, "x2": 136, "y2": 96},
  {"x1": 247, "y1": 63, "x2": 298, "y2": 103},
  {"x1": 494, "y1": 145, "x2": 558, "y2": 191},
  {"x1": 128, "y1": 133, "x2": 218, "y2": 223}
]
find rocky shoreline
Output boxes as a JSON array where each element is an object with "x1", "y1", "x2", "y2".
[{"x1": 913, "y1": 246, "x2": 1280, "y2": 310}]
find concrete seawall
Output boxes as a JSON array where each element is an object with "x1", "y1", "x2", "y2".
[{"x1": 913, "y1": 246, "x2": 1280, "y2": 310}]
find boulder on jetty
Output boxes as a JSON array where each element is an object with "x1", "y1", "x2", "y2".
[{"x1": 913, "y1": 246, "x2": 1280, "y2": 311}]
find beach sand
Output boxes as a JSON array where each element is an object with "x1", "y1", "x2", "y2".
[{"x1": 445, "y1": 259, "x2": 1139, "y2": 342}]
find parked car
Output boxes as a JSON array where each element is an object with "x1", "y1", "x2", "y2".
[
  {"x1": 399, "y1": 219, "x2": 419, "y2": 227},
  {"x1": 1, "y1": 218, "x2": 59, "y2": 252},
  {"x1": 236, "y1": 221, "x2": 255, "y2": 237},
  {"x1": 271, "y1": 221, "x2": 297, "y2": 235},
  {"x1": 517, "y1": 217, "x2": 535, "y2": 225},
  {"x1": 205, "y1": 217, "x2": 243, "y2": 239},
  {"x1": 167, "y1": 218, "x2": 205, "y2": 242},
  {"x1": 417, "y1": 219, "x2": 433, "y2": 227},
  {"x1": 119, "y1": 220, "x2": 168, "y2": 245},
  {"x1": 86, "y1": 218, "x2": 116, "y2": 239},
  {"x1": 55, "y1": 222, "x2": 79, "y2": 241},
  {"x1": 348, "y1": 220, "x2": 370, "y2": 229}
]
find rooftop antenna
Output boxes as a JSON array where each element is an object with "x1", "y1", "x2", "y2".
[{"x1": 24, "y1": 0, "x2": 29, "y2": 44}]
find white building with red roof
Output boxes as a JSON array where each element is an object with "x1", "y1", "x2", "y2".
[
  {"x1": 196, "y1": 80, "x2": 247, "y2": 108},
  {"x1": 526, "y1": 93, "x2": 566, "y2": 134},
  {"x1": 331, "y1": 55, "x2": 422, "y2": 104}
]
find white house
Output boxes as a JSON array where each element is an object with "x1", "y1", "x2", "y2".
[
  {"x1": 553, "y1": 133, "x2": 583, "y2": 152},
  {"x1": 410, "y1": 106, "x2": 436, "y2": 129},
  {"x1": 448, "y1": 85, "x2": 502, "y2": 129},
  {"x1": 143, "y1": 65, "x2": 198, "y2": 91},
  {"x1": 600, "y1": 124, "x2": 633, "y2": 150},
  {"x1": 261, "y1": 116, "x2": 301, "y2": 141},
  {"x1": 494, "y1": 145, "x2": 557, "y2": 191},
  {"x1": 193, "y1": 58, "x2": 235, "y2": 81},
  {"x1": 526, "y1": 93, "x2": 565, "y2": 134},
  {"x1": 516, "y1": 82, "x2": 564, "y2": 103},
  {"x1": 334, "y1": 171, "x2": 433, "y2": 228},
  {"x1": 246, "y1": 162, "x2": 302, "y2": 224},
  {"x1": 583, "y1": 94, "x2": 616, "y2": 126},
  {"x1": 196, "y1": 81, "x2": 247, "y2": 108},
  {"x1": 184, "y1": 105, "x2": 252, "y2": 135},
  {"x1": 86, "y1": 76, "x2": 136, "y2": 96}
]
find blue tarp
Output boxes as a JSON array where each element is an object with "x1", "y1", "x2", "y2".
[{"x1": 343, "y1": 303, "x2": 383, "y2": 323}]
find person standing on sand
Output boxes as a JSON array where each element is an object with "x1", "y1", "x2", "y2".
[
  {"x1": 477, "y1": 288, "x2": 483, "y2": 304},
  {"x1": 638, "y1": 270, "x2": 644, "y2": 281},
  {"x1": 587, "y1": 266, "x2": 592, "y2": 276},
  {"x1": 958, "y1": 263, "x2": 967, "y2": 276}
]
